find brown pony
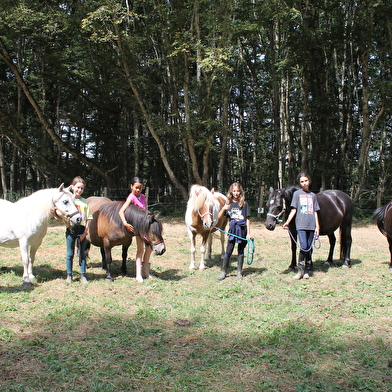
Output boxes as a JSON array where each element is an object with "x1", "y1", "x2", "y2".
[
  {"x1": 87, "y1": 196, "x2": 166, "y2": 281},
  {"x1": 373, "y1": 202, "x2": 392, "y2": 271},
  {"x1": 185, "y1": 185, "x2": 228, "y2": 270}
]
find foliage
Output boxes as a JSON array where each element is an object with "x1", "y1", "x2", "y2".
[{"x1": 0, "y1": 0, "x2": 392, "y2": 206}]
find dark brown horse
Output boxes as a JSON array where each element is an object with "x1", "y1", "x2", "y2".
[
  {"x1": 265, "y1": 186, "x2": 353, "y2": 270},
  {"x1": 373, "y1": 202, "x2": 392, "y2": 271},
  {"x1": 87, "y1": 196, "x2": 166, "y2": 281}
]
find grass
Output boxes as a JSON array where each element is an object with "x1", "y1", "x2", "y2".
[{"x1": 0, "y1": 219, "x2": 392, "y2": 391}]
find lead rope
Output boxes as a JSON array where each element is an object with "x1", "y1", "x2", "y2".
[
  {"x1": 286, "y1": 228, "x2": 321, "y2": 252},
  {"x1": 216, "y1": 228, "x2": 255, "y2": 265}
]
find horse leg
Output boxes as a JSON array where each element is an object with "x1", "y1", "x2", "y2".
[
  {"x1": 219, "y1": 231, "x2": 225, "y2": 259},
  {"x1": 205, "y1": 234, "x2": 213, "y2": 260},
  {"x1": 18, "y1": 239, "x2": 34, "y2": 284},
  {"x1": 141, "y1": 246, "x2": 154, "y2": 279},
  {"x1": 100, "y1": 247, "x2": 107, "y2": 270},
  {"x1": 340, "y1": 225, "x2": 352, "y2": 268},
  {"x1": 188, "y1": 232, "x2": 197, "y2": 270},
  {"x1": 198, "y1": 233, "x2": 209, "y2": 270},
  {"x1": 102, "y1": 242, "x2": 114, "y2": 282},
  {"x1": 135, "y1": 236, "x2": 145, "y2": 282},
  {"x1": 388, "y1": 236, "x2": 392, "y2": 272},
  {"x1": 121, "y1": 244, "x2": 129, "y2": 275},
  {"x1": 324, "y1": 233, "x2": 336, "y2": 267},
  {"x1": 288, "y1": 235, "x2": 297, "y2": 270}
]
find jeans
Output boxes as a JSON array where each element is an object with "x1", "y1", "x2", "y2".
[
  {"x1": 297, "y1": 230, "x2": 314, "y2": 262},
  {"x1": 66, "y1": 225, "x2": 87, "y2": 274}
]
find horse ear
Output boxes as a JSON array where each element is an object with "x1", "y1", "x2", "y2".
[
  {"x1": 211, "y1": 187, "x2": 215, "y2": 194},
  {"x1": 59, "y1": 183, "x2": 65, "y2": 191},
  {"x1": 269, "y1": 187, "x2": 274, "y2": 193}
]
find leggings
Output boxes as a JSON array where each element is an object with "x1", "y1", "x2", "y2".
[{"x1": 224, "y1": 239, "x2": 247, "y2": 259}]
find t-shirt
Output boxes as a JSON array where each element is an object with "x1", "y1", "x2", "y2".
[
  {"x1": 126, "y1": 193, "x2": 147, "y2": 210},
  {"x1": 225, "y1": 201, "x2": 250, "y2": 242},
  {"x1": 225, "y1": 201, "x2": 250, "y2": 221},
  {"x1": 74, "y1": 197, "x2": 93, "y2": 226},
  {"x1": 290, "y1": 189, "x2": 320, "y2": 230}
]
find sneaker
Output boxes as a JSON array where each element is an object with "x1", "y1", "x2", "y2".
[
  {"x1": 80, "y1": 274, "x2": 88, "y2": 284},
  {"x1": 66, "y1": 274, "x2": 72, "y2": 283}
]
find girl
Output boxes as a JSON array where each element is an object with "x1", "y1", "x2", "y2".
[
  {"x1": 65, "y1": 176, "x2": 93, "y2": 283},
  {"x1": 282, "y1": 172, "x2": 320, "y2": 280},
  {"x1": 217, "y1": 182, "x2": 251, "y2": 280},
  {"x1": 119, "y1": 176, "x2": 153, "y2": 282}
]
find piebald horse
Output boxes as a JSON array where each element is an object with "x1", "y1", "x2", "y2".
[{"x1": 185, "y1": 185, "x2": 228, "y2": 270}]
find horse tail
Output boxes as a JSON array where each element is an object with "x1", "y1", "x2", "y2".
[
  {"x1": 339, "y1": 196, "x2": 354, "y2": 260},
  {"x1": 373, "y1": 205, "x2": 387, "y2": 236}
]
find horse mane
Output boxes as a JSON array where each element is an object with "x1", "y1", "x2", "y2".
[
  {"x1": 15, "y1": 188, "x2": 61, "y2": 222},
  {"x1": 188, "y1": 184, "x2": 214, "y2": 211},
  {"x1": 281, "y1": 186, "x2": 299, "y2": 203},
  {"x1": 100, "y1": 201, "x2": 162, "y2": 237}
]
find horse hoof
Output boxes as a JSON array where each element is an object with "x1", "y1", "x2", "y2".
[
  {"x1": 342, "y1": 264, "x2": 350, "y2": 269},
  {"x1": 105, "y1": 276, "x2": 114, "y2": 282},
  {"x1": 324, "y1": 262, "x2": 331, "y2": 267}
]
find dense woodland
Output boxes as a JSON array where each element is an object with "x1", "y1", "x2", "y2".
[{"x1": 0, "y1": 0, "x2": 391, "y2": 213}]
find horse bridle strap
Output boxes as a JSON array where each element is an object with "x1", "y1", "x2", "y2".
[
  {"x1": 266, "y1": 200, "x2": 286, "y2": 223},
  {"x1": 143, "y1": 235, "x2": 164, "y2": 248},
  {"x1": 51, "y1": 207, "x2": 80, "y2": 219},
  {"x1": 198, "y1": 210, "x2": 212, "y2": 218}
]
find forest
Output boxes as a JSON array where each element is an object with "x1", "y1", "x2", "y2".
[{"x1": 0, "y1": 0, "x2": 391, "y2": 213}]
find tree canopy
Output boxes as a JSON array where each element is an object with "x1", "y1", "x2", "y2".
[{"x1": 0, "y1": 0, "x2": 391, "y2": 209}]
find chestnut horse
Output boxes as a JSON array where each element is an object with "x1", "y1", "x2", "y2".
[
  {"x1": 185, "y1": 185, "x2": 228, "y2": 270},
  {"x1": 265, "y1": 186, "x2": 353, "y2": 270},
  {"x1": 373, "y1": 201, "x2": 392, "y2": 271},
  {"x1": 87, "y1": 196, "x2": 166, "y2": 281}
]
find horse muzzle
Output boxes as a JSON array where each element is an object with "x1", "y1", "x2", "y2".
[
  {"x1": 152, "y1": 241, "x2": 166, "y2": 255},
  {"x1": 264, "y1": 219, "x2": 276, "y2": 231}
]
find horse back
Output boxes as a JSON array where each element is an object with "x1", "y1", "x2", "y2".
[
  {"x1": 87, "y1": 196, "x2": 112, "y2": 214},
  {"x1": 88, "y1": 200, "x2": 132, "y2": 248},
  {"x1": 317, "y1": 190, "x2": 353, "y2": 234}
]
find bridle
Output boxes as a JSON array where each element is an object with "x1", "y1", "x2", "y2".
[
  {"x1": 198, "y1": 204, "x2": 217, "y2": 227},
  {"x1": 50, "y1": 193, "x2": 80, "y2": 226}
]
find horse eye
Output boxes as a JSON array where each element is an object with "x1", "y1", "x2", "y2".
[{"x1": 63, "y1": 200, "x2": 69, "y2": 205}]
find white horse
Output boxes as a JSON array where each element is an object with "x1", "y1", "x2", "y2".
[
  {"x1": 185, "y1": 185, "x2": 228, "y2": 270},
  {"x1": 0, "y1": 184, "x2": 81, "y2": 284}
]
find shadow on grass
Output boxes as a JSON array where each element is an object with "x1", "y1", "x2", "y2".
[{"x1": 0, "y1": 311, "x2": 391, "y2": 392}]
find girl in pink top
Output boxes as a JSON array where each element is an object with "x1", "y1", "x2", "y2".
[{"x1": 119, "y1": 177, "x2": 153, "y2": 282}]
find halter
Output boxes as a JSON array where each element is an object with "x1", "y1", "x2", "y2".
[
  {"x1": 143, "y1": 235, "x2": 164, "y2": 249},
  {"x1": 198, "y1": 210, "x2": 213, "y2": 219},
  {"x1": 266, "y1": 199, "x2": 286, "y2": 223},
  {"x1": 50, "y1": 192, "x2": 80, "y2": 226}
]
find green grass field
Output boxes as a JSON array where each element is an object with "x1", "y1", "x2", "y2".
[{"x1": 0, "y1": 219, "x2": 391, "y2": 391}]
